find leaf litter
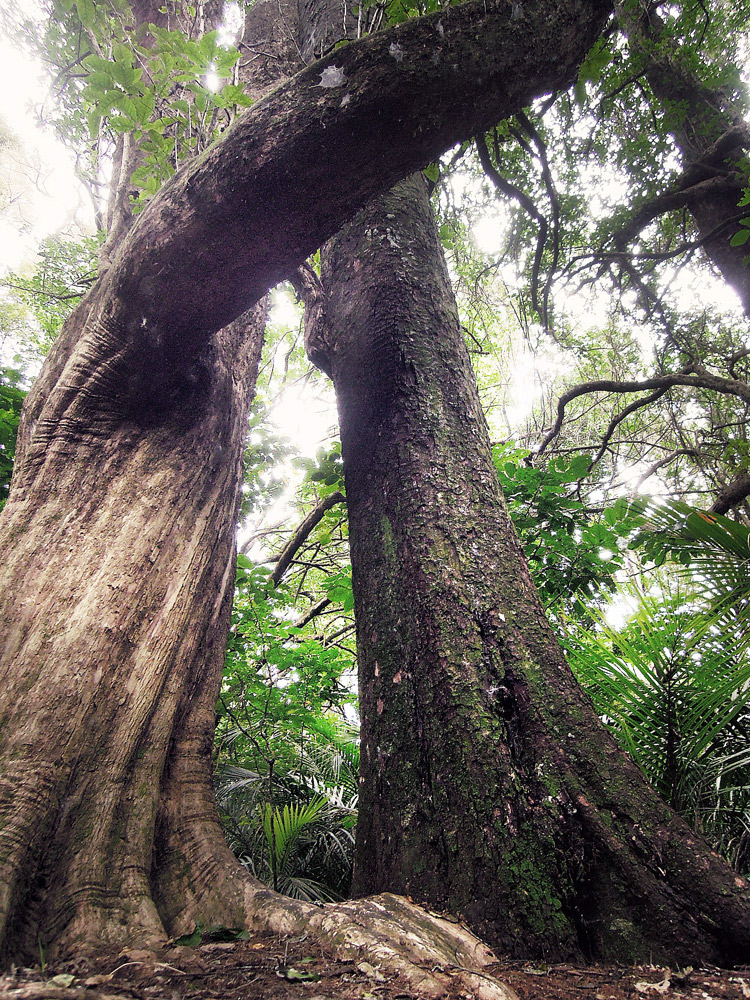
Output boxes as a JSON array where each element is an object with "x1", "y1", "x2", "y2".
[{"x1": 1, "y1": 932, "x2": 749, "y2": 1000}]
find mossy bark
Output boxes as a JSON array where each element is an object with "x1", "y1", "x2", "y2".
[{"x1": 322, "y1": 173, "x2": 750, "y2": 964}]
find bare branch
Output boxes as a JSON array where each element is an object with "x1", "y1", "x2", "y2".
[
  {"x1": 589, "y1": 387, "x2": 671, "y2": 471},
  {"x1": 613, "y1": 175, "x2": 743, "y2": 252},
  {"x1": 475, "y1": 131, "x2": 550, "y2": 329},
  {"x1": 271, "y1": 491, "x2": 345, "y2": 586},
  {"x1": 618, "y1": 448, "x2": 698, "y2": 492},
  {"x1": 537, "y1": 369, "x2": 750, "y2": 456},
  {"x1": 515, "y1": 110, "x2": 562, "y2": 329},
  {"x1": 728, "y1": 348, "x2": 750, "y2": 378},
  {"x1": 293, "y1": 596, "x2": 333, "y2": 629}
]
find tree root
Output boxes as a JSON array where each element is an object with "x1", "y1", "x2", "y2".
[{"x1": 244, "y1": 887, "x2": 518, "y2": 999}]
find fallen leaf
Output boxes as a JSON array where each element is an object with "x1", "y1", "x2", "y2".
[
  {"x1": 173, "y1": 926, "x2": 203, "y2": 947},
  {"x1": 83, "y1": 973, "x2": 114, "y2": 986},
  {"x1": 48, "y1": 973, "x2": 76, "y2": 987},
  {"x1": 634, "y1": 976, "x2": 671, "y2": 994},
  {"x1": 357, "y1": 961, "x2": 386, "y2": 982},
  {"x1": 276, "y1": 966, "x2": 322, "y2": 982}
]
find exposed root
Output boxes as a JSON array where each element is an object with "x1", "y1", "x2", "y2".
[{"x1": 244, "y1": 887, "x2": 517, "y2": 999}]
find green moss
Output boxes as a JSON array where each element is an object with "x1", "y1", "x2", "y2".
[{"x1": 380, "y1": 515, "x2": 397, "y2": 565}]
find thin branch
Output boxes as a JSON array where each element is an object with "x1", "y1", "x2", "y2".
[
  {"x1": 728, "y1": 348, "x2": 750, "y2": 379},
  {"x1": 516, "y1": 109, "x2": 561, "y2": 329},
  {"x1": 537, "y1": 369, "x2": 750, "y2": 456},
  {"x1": 293, "y1": 596, "x2": 332, "y2": 629},
  {"x1": 617, "y1": 448, "x2": 698, "y2": 492},
  {"x1": 271, "y1": 491, "x2": 345, "y2": 586},
  {"x1": 589, "y1": 387, "x2": 671, "y2": 471},
  {"x1": 475, "y1": 131, "x2": 550, "y2": 328},
  {"x1": 612, "y1": 175, "x2": 743, "y2": 252}
]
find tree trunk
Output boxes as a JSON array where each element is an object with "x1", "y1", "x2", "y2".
[
  {"x1": 1, "y1": 286, "x2": 512, "y2": 1000},
  {"x1": 322, "y1": 173, "x2": 750, "y2": 964},
  {"x1": 0, "y1": 299, "x2": 267, "y2": 959},
  {"x1": 0, "y1": 2, "x2": 612, "y2": 990}
]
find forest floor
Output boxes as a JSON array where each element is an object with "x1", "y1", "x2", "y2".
[{"x1": 2, "y1": 930, "x2": 749, "y2": 1000}]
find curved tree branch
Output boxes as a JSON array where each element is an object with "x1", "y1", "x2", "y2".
[
  {"x1": 622, "y1": 448, "x2": 698, "y2": 491},
  {"x1": 588, "y1": 386, "x2": 670, "y2": 470},
  {"x1": 537, "y1": 369, "x2": 750, "y2": 456},
  {"x1": 612, "y1": 175, "x2": 743, "y2": 252},
  {"x1": 515, "y1": 109, "x2": 562, "y2": 329},
  {"x1": 293, "y1": 595, "x2": 333, "y2": 629},
  {"x1": 18, "y1": 0, "x2": 614, "y2": 481}
]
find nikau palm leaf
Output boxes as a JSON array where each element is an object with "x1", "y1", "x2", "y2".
[
  {"x1": 214, "y1": 714, "x2": 358, "y2": 900},
  {"x1": 568, "y1": 574, "x2": 750, "y2": 872},
  {"x1": 631, "y1": 499, "x2": 750, "y2": 647}
]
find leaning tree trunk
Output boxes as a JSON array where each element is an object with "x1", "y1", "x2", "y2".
[
  {"x1": 0, "y1": 295, "x2": 268, "y2": 959},
  {"x1": 321, "y1": 172, "x2": 750, "y2": 964}
]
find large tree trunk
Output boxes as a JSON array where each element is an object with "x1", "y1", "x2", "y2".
[
  {"x1": 0, "y1": 298, "x2": 267, "y2": 959},
  {"x1": 322, "y1": 173, "x2": 750, "y2": 964},
  {"x1": 0, "y1": 288, "x2": 512, "y2": 1000},
  {"x1": 0, "y1": 2, "x2": 610, "y2": 990}
]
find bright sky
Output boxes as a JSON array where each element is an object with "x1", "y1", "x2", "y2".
[{"x1": 0, "y1": 23, "x2": 92, "y2": 272}]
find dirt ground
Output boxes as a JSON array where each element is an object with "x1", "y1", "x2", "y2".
[{"x1": 2, "y1": 930, "x2": 750, "y2": 1000}]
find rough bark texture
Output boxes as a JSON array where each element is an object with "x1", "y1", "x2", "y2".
[
  {"x1": 0, "y1": 300, "x2": 267, "y2": 959},
  {"x1": 0, "y1": 0, "x2": 613, "y2": 983},
  {"x1": 322, "y1": 173, "x2": 750, "y2": 964}
]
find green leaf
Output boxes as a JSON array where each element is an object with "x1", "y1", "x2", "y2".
[
  {"x1": 276, "y1": 967, "x2": 321, "y2": 982},
  {"x1": 76, "y1": 0, "x2": 96, "y2": 29},
  {"x1": 201, "y1": 925, "x2": 250, "y2": 943},
  {"x1": 173, "y1": 922, "x2": 205, "y2": 947}
]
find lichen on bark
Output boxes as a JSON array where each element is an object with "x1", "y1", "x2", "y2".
[{"x1": 322, "y1": 173, "x2": 750, "y2": 964}]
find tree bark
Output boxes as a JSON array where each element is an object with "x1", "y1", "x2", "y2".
[
  {"x1": 0, "y1": 0, "x2": 610, "y2": 982},
  {"x1": 18, "y1": 0, "x2": 611, "y2": 455},
  {"x1": 322, "y1": 173, "x2": 750, "y2": 964},
  {"x1": 615, "y1": 2, "x2": 750, "y2": 315},
  {"x1": 0, "y1": 300, "x2": 267, "y2": 959}
]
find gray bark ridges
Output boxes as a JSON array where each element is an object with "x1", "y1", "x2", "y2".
[
  {"x1": 0, "y1": 305, "x2": 267, "y2": 959},
  {"x1": 322, "y1": 174, "x2": 750, "y2": 963}
]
